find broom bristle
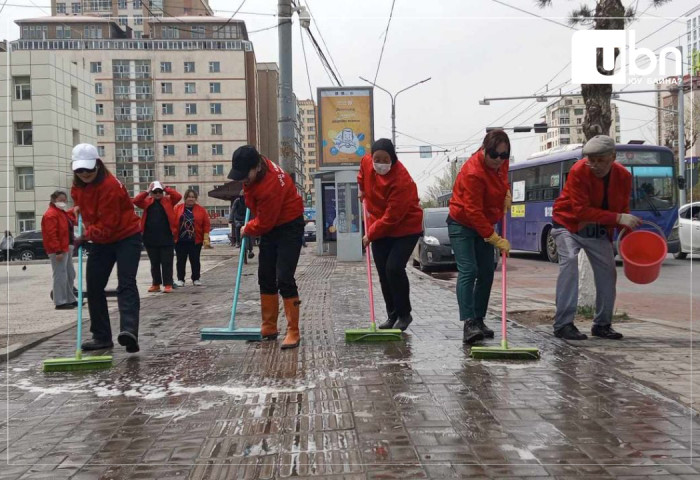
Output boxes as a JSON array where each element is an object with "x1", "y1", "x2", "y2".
[
  {"x1": 345, "y1": 329, "x2": 403, "y2": 342},
  {"x1": 43, "y1": 356, "x2": 113, "y2": 372},
  {"x1": 470, "y1": 347, "x2": 540, "y2": 360}
]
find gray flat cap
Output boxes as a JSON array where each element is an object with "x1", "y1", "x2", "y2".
[{"x1": 582, "y1": 135, "x2": 616, "y2": 156}]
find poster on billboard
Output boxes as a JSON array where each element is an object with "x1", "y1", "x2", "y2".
[{"x1": 317, "y1": 87, "x2": 374, "y2": 168}]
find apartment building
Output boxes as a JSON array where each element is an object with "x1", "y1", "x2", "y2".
[
  {"x1": 298, "y1": 99, "x2": 317, "y2": 206},
  {"x1": 539, "y1": 96, "x2": 620, "y2": 151}
]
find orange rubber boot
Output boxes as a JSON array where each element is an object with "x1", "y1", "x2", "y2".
[
  {"x1": 281, "y1": 297, "x2": 301, "y2": 350},
  {"x1": 260, "y1": 294, "x2": 279, "y2": 340}
]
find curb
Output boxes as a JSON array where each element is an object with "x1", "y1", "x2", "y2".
[{"x1": 1, "y1": 321, "x2": 77, "y2": 363}]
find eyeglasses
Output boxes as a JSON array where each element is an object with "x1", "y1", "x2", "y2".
[
  {"x1": 74, "y1": 167, "x2": 97, "y2": 174},
  {"x1": 486, "y1": 149, "x2": 510, "y2": 160}
]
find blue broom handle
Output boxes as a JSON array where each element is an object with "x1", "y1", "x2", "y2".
[
  {"x1": 228, "y1": 208, "x2": 250, "y2": 330},
  {"x1": 76, "y1": 214, "x2": 83, "y2": 358}
]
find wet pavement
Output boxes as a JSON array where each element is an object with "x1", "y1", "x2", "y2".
[{"x1": 2, "y1": 249, "x2": 700, "y2": 479}]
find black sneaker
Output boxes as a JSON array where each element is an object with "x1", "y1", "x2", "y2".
[
  {"x1": 248, "y1": 251, "x2": 255, "y2": 259},
  {"x1": 55, "y1": 303, "x2": 77, "y2": 310},
  {"x1": 474, "y1": 317, "x2": 494, "y2": 339},
  {"x1": 117, "y1": 331, "x2": 140, "y2": 353},
  {"x1": 463, "y1": 319, "x2": 485, "y2": 345},
  {"x1": 394, "y1": 314, "x2": 413, "y2": 332},
  {"x1": 81, "y1": 339, "x2": 114, "y2": 351},
  {"x1": 554, "y1": 324, "x2": 588, "y2": 340},
  {"x1": 377, "y1": 317, "x2": 397, "y2": 329},
  {"x1": 591, "y1": 324, "x2": 623, "y2": 340}
]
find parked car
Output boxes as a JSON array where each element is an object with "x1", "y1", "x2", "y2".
[
  {"x1": 674, "y1": 202, "x2": 700, "y2": 259},
  {"x1": 209, "y1": 227, "x2": 231, "y2": 245},
  {"x1": 11, "y1": 230, "x2": 48, "y2": 261},
  {"x1": 412, "y1": 207, "x2": 499, "y2": 272},
  {"x1": 304, "y1": 221, "x2": 316, "y2": 242}
]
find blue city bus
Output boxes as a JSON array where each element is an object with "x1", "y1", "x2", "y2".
[{"x1": 508, "y1": 143, "x2": 680, "y2": 262}]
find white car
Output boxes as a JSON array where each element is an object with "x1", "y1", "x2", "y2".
[
  {"x1": 209, "y1": 227, "x2": 231, "y2": 245},
  {"x1": 675, "y1": 202, "x2": 700, "y2": 259}
]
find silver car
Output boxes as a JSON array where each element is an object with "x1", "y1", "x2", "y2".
[{"x1": 674, "y1": 202, "x2": 700, "y2": 259}]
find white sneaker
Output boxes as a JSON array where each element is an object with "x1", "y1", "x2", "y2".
[
  {"x1": 174, "y1": 280, "x2": 185, "y2": 287},
  {"x1": 193, "y1": 280, "x2": 202, "y2": 286}
]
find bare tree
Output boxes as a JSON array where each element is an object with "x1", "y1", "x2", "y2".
[{"x1": 422, "y1": 168, "x2": 456, "y2": 208}]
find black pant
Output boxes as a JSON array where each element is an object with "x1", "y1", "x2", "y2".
[
  {"x1": 371, "y1": 234, "x2": 420, "y2": 318},
  {"x1": 146, "y1": 245, "x2": 174, "y2": 286},
  {"x1": 86, "y1": 233, "x2": 141, "y2": 342},
  {"x1": 258, "y1": 216, "x2": 304, "y2": 298},
  {"x1": 176, "y1": 242, "x2": 202, "y2": 281}
]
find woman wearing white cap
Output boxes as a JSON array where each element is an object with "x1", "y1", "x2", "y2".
[{"x1": 71, "y1": 144, "x2": 143, "y2": 353}]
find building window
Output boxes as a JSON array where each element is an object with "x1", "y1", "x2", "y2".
[
  {"x1": 133, "y1": 0, "x2": 140, "y2": 7},
  {"x1": 17, "y1": 212, "x2": 35, "y2": 233},
  {"x1": 576, "y1": 118, "x2": 582, "y2": 125},
  {"x1": 188, "y1": 185, "x2": 200, "y2": 195},
  {"x1": 95, "y1": 82, "x2": 103, "y2": 95},
  {"x1": 209, "y1": 82, "x2": 221, "y2": 94},
  {"x1": 13, "y1": 77, "x2": 30, "y2": 101},
  {"x1": 164, "y1": 165, "x2": 175, "y2": 176},
  {"x1": 308, "y1": 126, "x2": 315, "y2": 132},
  {"x1": 211, "y1": 123, "x2": 222, "y2": 135},
  {"x1": 56, "y1": 25, "x2": 71, "y2": 39},
  {"x1": 97, "y1": 124, "x2": 105, "y2": 136},
  {"x1": 118, "y1": 16, "x2": 128, "y2": 26},
  {"x1": 185, "y1": 82, "x2": 196, "y2": 94},
  {"x1": 188, "y1": 165, "x2": 199, "y2": 176},
  {"x1": 162, "y1": 26, "x2": 179, "y2": 39},
  {"x1": 308, "y1": 134, "x2": 315, "y2": 140},
  {"x1": 118, "y1": 0, "x2": 127, "y2": 7},
  {"x1": 574, "y1": 108, "x2": 584, "y2": 116},
  {"x1": 90, "y1": 61, "x2": 102, "y2": 73},
  {"x1": 209, "y1": 61, "x2": 220, "y2": 73},
  {"x1": 187, "y1": 145, "x2": 199, "y2": 156},
  {"x1": 72, "y1": 129, "x2": 80, "y2": 145},
  {"x1": 162, "y1": 103, "x2": 173, "y2": 115},
  {"x1": 134, "y1": 15, "x2": 143, "y2": 25},
  {"x1": 96, "y1": 104, "x2": 104, "y2": 115},
  {"x1": 160, "y1": 61, "x2": 172, "y2": 73},
  {"x1": 185, "y1": 103, "x2": 197, "y2": 115},
  {"x1": 191, "y1": 26, "x2": 205, "y2": 39},
  {"x1": 211, "y1": 144, "x2": 223, "y2": 155},
  {"x1": 161, "y1": 82, "x2": 172, "y2": 94},
  {"x1": 163, "y1": 145, "x2": 175, "y2": 156},
  {"x1": 16, "y1": 167, "x2": 34, "y2": 191},
  {"x1": 184, "y1": 61, "x2": 195, "y2": 73},
  {"x1": 162, "y1": 124, "x2": 174, "y2": 135},
  {"x1": 210, "y1": 103, "x2": 222, "y2": 114},
  {"x1": 71, "y1": 87, "x2": 79, "y2": 110},
  {"x1": 186, "y1": 124, "x2": 198, "y2": 135},
  {"x1": 213, "y1": 164, "x2": 224, "y2": 175},
  {"x1": 14, "y1": 122, "x2": 32, "y2": 146},
  {"x1": 97, "y1": 146, "x2": 105, "y2": 156},
  {"x1": 71, "y1": 3, "x2": 81, "y2": 13},
  {"x1": 56, "y1": 3, "x2": 66, "y2": 13}
]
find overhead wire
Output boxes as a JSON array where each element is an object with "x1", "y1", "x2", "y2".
[
  {"x1": 303, "y1": 0, "x2": 344, "y2": 85},
  {"x1": 299, "y1": 20, "x2": 314, "y2": 100},
  {"x1": 372, "y1": 0, "x2": 396, "y2": 85}
]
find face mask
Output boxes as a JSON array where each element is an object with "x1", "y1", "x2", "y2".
[
  {"x1": 55, "y1": 202, "x2": 67, "y2": 210},
  {"x1": 373, "y1": 162, "x2": 391, "y2": 176}
]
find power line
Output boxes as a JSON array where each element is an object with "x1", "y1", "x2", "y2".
[
  {"x1": 0, "y1": 0, "x2": 10, "y2": 15},
  {"x1": 490, "y1": 0, "x2": 576, "y2": 30},
  {"x1": 303, "y1": 0, "x2": 344, "y2": 85},
  {"x1": 372, "y1": 0, "x2": 396, "y2": 85},
  {"x1": 299, "y1": 22, "x2": 314, "y2": 100},
  {"x1": 305, "y1": 28, "x2": 341, "y2": 86}
]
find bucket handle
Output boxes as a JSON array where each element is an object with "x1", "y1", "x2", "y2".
[{"x1": 616, "y1": 219, "x2": 666, "y2": 255}]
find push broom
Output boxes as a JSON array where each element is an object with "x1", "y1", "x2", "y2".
[
  {"x1": 470, "y1": 215, "x2": 539, "y2": 360},
  {"x1": 345, "y1": 203, "x2": 403, "y2": 342},
  {"x1": 200, "y1": 208, "x2": 262, "y2": 341},
  {"x1": 44, "y1": 214, "x2": 113, "y2": 372}
]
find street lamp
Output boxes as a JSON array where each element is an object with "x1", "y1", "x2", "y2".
[{"x1": 359, "y1": 76, "x2": 431, "y2": 145}]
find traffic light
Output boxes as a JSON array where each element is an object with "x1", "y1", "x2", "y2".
[{"x1": 534, "y1": 122, "x2": 548, "y2": 133}]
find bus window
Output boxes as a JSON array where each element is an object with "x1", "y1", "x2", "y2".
[
  {"x1": 628, "y1": 165, "x2": 676, "y2": 211},
  {"x1": 513, "y1": 163, "x2": 561, "y2": 202},
  {"x1": 562, "y1": 158, "x2": 578, "y2": 186}
]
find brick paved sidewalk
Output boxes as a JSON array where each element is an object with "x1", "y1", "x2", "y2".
[{"x1": 1, "y1": 249, "x2": 699, "y2": 479}]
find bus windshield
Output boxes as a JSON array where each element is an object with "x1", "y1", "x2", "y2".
[{"x1": 618, "y1": 149, "x2": 676, "y2": 211}]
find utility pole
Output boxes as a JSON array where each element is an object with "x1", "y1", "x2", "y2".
[
  {"x1": 278, "y1": 0, "x2": 295, "y2": 178},
  {"x1": 678, "y1": 47, "x2": 686, "y2": 206}
]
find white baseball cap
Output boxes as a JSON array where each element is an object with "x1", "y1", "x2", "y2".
[
  {"x1": 71, "y1": 144, "x2": 99, "y2": 171},
  {"x1": 151, "y1": 181, "x2": 164, "y2": 191}
]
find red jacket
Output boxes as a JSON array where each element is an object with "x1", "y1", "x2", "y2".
[
  {"x1": 242, "y1": 157, "x2": 304, "y2": 237},
  {"x1": 133, "y1": 187, "x2": 183, "y2": 242},
  {"x1": 449, "y1": 149, "x2": 509, "y2": 238},
  {"x1": 41, "y1": 203, "x2": 76, "y2": 254},
  {"x1": 173, "y1": 203, "x2": 211, "y2": 245},
  {"x1": 71, "y1": 173, "x2": 141, "y2": 244},
  {"x1": 553, "y1": 158, "x2": 631, "y2": 235},
  {"x1": 357, "y1": 153, "x2": 423, "y2": 242}
]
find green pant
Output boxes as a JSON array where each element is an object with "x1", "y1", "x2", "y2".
[{"x1": 448, "y1": 223, "x2": 495, "y2": 321}]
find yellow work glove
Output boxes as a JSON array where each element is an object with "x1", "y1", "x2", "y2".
[
  {"x1": 503, "y1": 189, "x2": 512, "y2": 214},
  {"x1": 486, "y1": 232, "x2": 511, "y2": 256},
  {"x1": 203, "y1": 232, "x2": 212, "y2": 249}
]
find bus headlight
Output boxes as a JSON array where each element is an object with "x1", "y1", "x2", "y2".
[{"x1": 423, "y1": 236, "x2": 440, "y2": 246}]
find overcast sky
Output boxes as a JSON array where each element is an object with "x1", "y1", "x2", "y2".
[{"x1": 2, "y1": 0, "x2": 697, "y2": 196}]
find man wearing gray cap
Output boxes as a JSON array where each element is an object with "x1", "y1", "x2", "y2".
[{"x1": 550, "y1": 135, "x2": 641, "y2": 340}]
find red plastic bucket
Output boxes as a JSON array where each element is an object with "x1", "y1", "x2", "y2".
[{"x1": 618, "y1": 226, "x2": 667, "y2": 285}]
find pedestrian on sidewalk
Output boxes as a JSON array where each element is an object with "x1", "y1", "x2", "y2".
[
  {"x1": 133, "y1": 181, "x2": 181, "y2": 293},
  {"x1": 448, "y1": 130, "x2": 512, "y2": 345},
  {"x1": 551, "y1": 135, "x2": 641, "y2": 341},
  {"x1": 41, "y1": 190, "x2": 78, "y2": 310},
  {"x1": 357, "y1": 138, "x2": 423, "y2": 332},
  {"x1": 70, "y1": 143, "x2": 142, "y2": 354},
  {"x1": 173, "y1": 189, "x2": 210, "y2": 287},
  {"x1": 232, "y1": 195, "x2": 255, "y2": 258},
  {"x1": 0, "y1": 230, "x2": 13, "y2": 261},
  {"x1": 228, "y1": 145, "x2": 304, "y2": 349}
]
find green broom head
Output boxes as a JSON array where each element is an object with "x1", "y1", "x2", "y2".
[
  {"x1": 43, "y1": 355, "x2": 113, "y2": 372},
  {"x1": 345, "y1": 328, "x2": 403, "y2": 342},
  {"x1": 470, "y1": 345, "x2": 540, "y2": 360},
  {"x1": 200, "y1": 327, "x2": 262, "y2": 341}
]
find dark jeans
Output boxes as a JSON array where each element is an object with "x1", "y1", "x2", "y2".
[
  {"x1": 448, "y1": 223, "x2": 495, "y2": 321},
  {"x1": 258, "y1": 216, "x2": 304, "y2": 298},
  {"x1": 86, "y1": 233, "x2": 141, "y2": 342},
  {"x1": 371, "y1": 234, "x2": 420, "y2": 318},
  {"x1": 146, "y1": 245, "x2": 174, "y2": 286},
  {"x1": 176, "y1": 242, "x2": 202, "y2": 281}
]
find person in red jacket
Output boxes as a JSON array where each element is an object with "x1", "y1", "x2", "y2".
[
  {"x1": 173, "y1": 189, "x2": 211, "y2": 287},
  {"x1": 448, "y1": 130, "x2": 512, "y2": 344},
  {"x1": 133, "y1": 181, "x2": 182, "y2": 293},
  {"x1": 42, "y1": 190, "x2": 78, "y2": 309},
  {"x1": 357, "y1": 139, "x2": 423, "y2": 332},
  {"x1": 551, "y1": 135, "x2": 641, "y2": 341},
  {"x1": 229, "y1": 145, "x2": 304, "y2": 349},
  {"x1": 70, "y1": 144, "x2": 142, "y2": 353}
]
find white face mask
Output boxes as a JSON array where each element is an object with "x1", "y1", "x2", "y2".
[
  {"x1": 55, "y1": 202, "x2": 67, "y2": 210},
  {"x1": 373, "y1": 162, "x2": 391, "y2": 176}
]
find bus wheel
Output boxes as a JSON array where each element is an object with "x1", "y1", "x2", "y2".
[{"x1": 544, "y1": 228, "x2": 559, "y2": 263}]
